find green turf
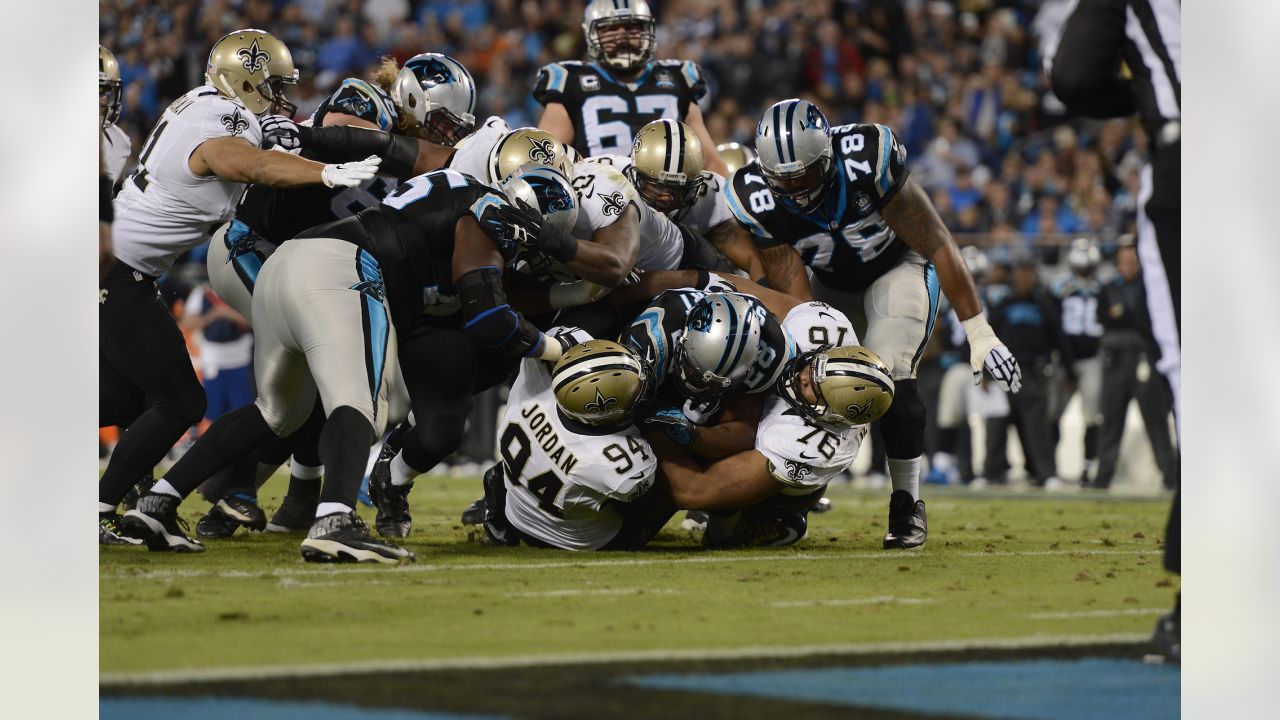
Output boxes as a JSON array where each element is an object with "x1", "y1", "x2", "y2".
[{"x1": 100, "y1": 475, "x2": 1175, "y2": 676}]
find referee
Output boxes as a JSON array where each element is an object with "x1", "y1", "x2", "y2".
[{"x1": 1044, "y1": 0, "x2": 1180, "y2": 662}]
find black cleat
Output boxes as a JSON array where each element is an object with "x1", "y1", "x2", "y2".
[
  {"x1": 300, "y1": 512, "x2": 415, "y2": 564},
  {"x1": 368, "y1": 455, "x2": 413, "y2": 538},
  {"x1": 1148, "y1": 595, "x2": 1180, "y2": 664},
  {"x1": 883, "y1": 490, "x2": 927, "y2": 549},
  {"x1": 99, "y1": 513, "x2": 144, "y2": 546},
  {"x1": 122, "y1": 474, "x2": 156, "y2": 511},
  {"x1": 121, "y1": 493, "x2": 205, "y2": 553},
  {"x1": 265, "y1": 494, "x2": 318, "y2": 534},
  {"x1": 704, "y1": 512, "x2": 808, "y2": 549},
  {"x1": 195, "y1": 504, "x2": 238, "y2": 539},
  {"x1": 215, "y1": 493, "x2": 267, "y2": 531},
  {"x1": 810, "y1": 496, "x2": 834, "y2": 513},
  {"x1": 460, "y1": 497, "x2": 486, "y2": 526}
]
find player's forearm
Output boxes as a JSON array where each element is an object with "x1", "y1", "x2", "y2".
[
  {"x1": 758, "y1": 245, "x2": 814, "y2": 301},
  {"x1": 931, "y1": 243, "x2": 982, "y2": 321},
  {"x1": 688, "y1": 420, "x2": 755, "y2": 460},
  {"x1": 244, "y1": 151, "x2": 326, "y2": 188},
  {"x1": 566, "y1": 238, "x2": 633, "y2": 287}
]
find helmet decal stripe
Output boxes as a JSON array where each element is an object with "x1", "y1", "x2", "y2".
[
  {"x1": 674, "y1": 120, "x2": 686, "y2": 176},
  {"x1": 662, "y1": 120, "x2": 675, "y2": 174},
  {"x1": 772, "y1": 103, "x2": 785, "y2": 166},
  {"x1": 783, "y1": 100, "x2": 798, "y2": 164},
  {"x1": 713, "y1": 298, "x2": 743, "y2": 376}
]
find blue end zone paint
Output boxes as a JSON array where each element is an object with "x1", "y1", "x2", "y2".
[
  {"x1": 101, "y1": 697, "x2": 507, "y2": 720},
  {"x1": 628, "y1": 658, "x2": 1179, "y2": 720}
]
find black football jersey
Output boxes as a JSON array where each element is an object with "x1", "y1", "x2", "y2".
[
  {"x1": 727, "y1": 123, "x2": 911, "y2": 293},
  {"x1": 532, "y1": 59, "x2": 707, "y2": 158},
  {"x1": 1055, "y1": 277, "x2": 1104, "y2": 359},
  {"x1": 619, "y1": 286, "x2": 795, "y2": 398},
  {"x1": 234, "y1": 78, "x2": 401, "y2": 243},
  {"x1": 296, "y1": 169, "x2": 520, "y2": 329}
]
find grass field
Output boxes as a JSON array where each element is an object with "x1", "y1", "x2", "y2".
[{"x1": 100, "y1": 473, "x2": 1178, "y2": 718}]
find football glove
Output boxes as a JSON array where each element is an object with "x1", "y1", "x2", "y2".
[
  {"x1": 260, "y1": 114, "x2": 302, "y2": 151},
  {"x1": 321, "y1": 155, "x2": 381, "y2": 188},
  {"x1": 640, "y1": 407, "x2": 699, "y2": 447},
  {"x1": 548, "y1": 279, "x2": 611, "y2": 309},
  {"x1": 962, "y1": 313, "x2": 1023, "y2": 393}
]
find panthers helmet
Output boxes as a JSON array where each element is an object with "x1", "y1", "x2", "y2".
[
  {"x1": 674, "y1": 293, "x2": 765, "y2": 400},
  {"x1": 1066, "y1": 237, "x2": 1101, "y2": 276},
  {"x1": 628, "y1": 119, "x2": 704, "y2": 215},
  {"x1": 779, "y1": 346, "x2": 894, "y2": 429},
  {"x1": 553, "y1": 340, "x2": 653, "y2": 426},
  {"x1": 205, "y1": 29, "x2": 291, "y2": 116},
  {"x1": 583, "y1": 0, "x2": 656, "y2": 72},
  {"x1": 499, "y1": 164, "x2": 579, "y2": 251},
  {"x1": 755, "y1": 99, "x2": 835, "y2": 212},
  {"x1": 488, "y1": 127, "x2": 574, "y2": 186},
  {"x1": 716, "y1": 142, "x2": 758, "y2": 176},
  {"x1": 99, "y1": 45, "x2": 123, "y2": 128},
  {"x1": 391, "y1": 53, "x2": 476, "y2": 146}
]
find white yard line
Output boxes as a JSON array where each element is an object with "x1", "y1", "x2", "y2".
[
  {"x1": 769, "y1": 596, "x2": 934, "y2": 608},
  {"x1": 1029, "y1": 608, "x2": 1166, "y2": 620},
  {"x1": 102, "y1": 548, "x2": 1159, "y2": 582},
  {"x1": 99, "y1": 633, "x2": 1149, "y2": 687},
  {"x1": 505, "y1": 587, "x2": 678, "y2": 598}
]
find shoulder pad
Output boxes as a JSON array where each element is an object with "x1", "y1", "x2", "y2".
[{"x1": 725, "y1": 165, "x2": 776, "y2": 241}]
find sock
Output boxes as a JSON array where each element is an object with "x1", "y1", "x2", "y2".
[
  {"x1": 291, "y1": 460, "x2": 323, "y2": 480},
  {"x1": 390, "y1": 452, "x2": 422, "y2": 487},
  {"x1": 888, "y1": 456, "x2": 922, "y2": 501},
  {"x1": 151, "y1": 479, "x2": 182, "y2": 498},
  {"x1": 98, "y1": 502, "x2": 116, "y2": 515},
  {"x1": 316, "y1": 502, "x2": 353, "y2": 517}
]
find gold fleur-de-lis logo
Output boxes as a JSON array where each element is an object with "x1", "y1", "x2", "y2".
[
  {"x1": 237, "y1": 39, "x2": 271, "y2": 73},
  {"x1": 845, "y1": 398, "x2": 875, "y2": 424},
  {"x1": 528, "y1": 136, "x2": 556, "y2": 164},
  {"x1": 584, "y1": 388, "x2": 618, "y2": 415}
]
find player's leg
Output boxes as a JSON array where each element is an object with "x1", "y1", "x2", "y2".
[
  {"x1": 1137, "y1": 155, "x2": 1181, "y2": 436},
  {"x1": 858, "y1": 252, "x2": 941, "y2": 548},
  {"x1": 1135, "y1": 367, "x2": 1178, "y2": 490},
  {"x1": 1076, "y1": 356, "x2": 1104, "y2": 484},
  {"x1": 1092, "y1": 347, "x2": 1138, "y2": 489},
  {"x1": 932, "y1": 363, "x2": 971, "y2": 485},
  {"x1": 99, "y1": 262, "x2": 207, "y2": 529},
  {"x1": 1013, "y1": 362, "x2": 1059, "y2": 487},
  {"x1": 265, "y1": 402, "x2": 328, "y2": 533}
]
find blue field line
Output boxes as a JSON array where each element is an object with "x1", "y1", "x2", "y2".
[
  {"x1": 628, "y1": 658, "x2": 1180, "y2": 720},
  {"x1": 100, "y1": 697, "x2": 507, "y2": 720}
]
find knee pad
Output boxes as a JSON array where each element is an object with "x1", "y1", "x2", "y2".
[{"x1": 879, "y1": 379, "x2": 926, "y2": 459}]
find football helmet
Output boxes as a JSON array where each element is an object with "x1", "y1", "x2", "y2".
[
  {"x1": 960, "y1": 245, "x2": 990, "y2": 283},
  {"x1": 553, "y1": 340, "x2": 653, "y2": 426},
  {"x1": 779, "y1": 346, "x2": 895, "y2": 429},
  {"x1": 206, "y1": 29, "x2": 293, "y2": 117},
  {"x1": 716, "y1": 142, "x2": 758, "y2": 176},
  {"x1": 628, "y1": 119, "x2": 704, "y2": 215},
  {"x1": 498, "y1": 164, "x2": 579, "y2": 251},
  {"x1": 488, "y1": 127, "x2": 575, "y2": 186},
  {"x1": 583, "y1": 0, "x2": 656, "y2": 72},
  {"x1": 1066, "y1": 237, "x2": 1101, "y2": 276},
  {"x1": 99, "y1": 45, "x2": 123, "y2": 128},
  {"x1": 755, "y1": 99, "x2": 834, "y2": 212},
  {"x1": 390, "y1": 53, "x2": 476, "y2": 146},
  {"x1": 674, "y1": 293, "x2": 765, "y2": 400}
]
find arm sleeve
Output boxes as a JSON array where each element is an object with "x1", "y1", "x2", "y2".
[
  {"x1": 532, "y1": 62, "x2": 572, "y2": 107},
  {"x1": 297, "y1": 124, "x2": 419, "y2": 176},
  {"x1": 680, "y1": 61, "x2": 708, "y2": 101}
]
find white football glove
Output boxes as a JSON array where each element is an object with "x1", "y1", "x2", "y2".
[
  {"x1": 260, "y1": 114, "x2": 301, "y2": 151},
  {"x1": 321, "y1": 155, "x2": 381, "y2": 188},
  {"x1": 962, "y1": 313, "x2": 1022, "y2": 393}
]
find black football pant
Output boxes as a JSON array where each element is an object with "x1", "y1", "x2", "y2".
[
  {"x1": 99, "y1": 261, "x2": 206, "y2": 508},
  {"x1": 1007, "y1": 359, "x2": 1058, "y2": 484},
  {"x1": 1093, "y1": 347, "x2": 1177, "y2": 489}
]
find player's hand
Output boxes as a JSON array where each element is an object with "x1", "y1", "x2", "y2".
[
  {"x1": 639, "y1": 408, "x2": 699, "y2": 447},
  {"x1": 548, "y1": 279, "x2": 611, "y2": 309},
  {"x1": 260, "y1": 114, "x2": 301, "y2": 151},
  {"x1": 508, "y1": 198, "x2": 578, "y2": 263},
  {"x1": 978, "y1": 344, "x2": 1022, "y2": 393},
  {"x1": 321, "y1": 155, "x2": 381, "y2": 188}
]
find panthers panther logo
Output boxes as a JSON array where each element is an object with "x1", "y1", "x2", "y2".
[
  {"x1": 527, "y1": 136, "x2": 557, "y2": 165},
  {"x1": 844, "y1": 398, "x2": 875, "y2": 424},
  {"x1": 599, "y1": 191, "x2": 626, "y2": 217},
  {"x1": 584, "y1": 388, "x2": 618, "y2": 415},
  {"x1": 221, "y1": 109, "x2": 249, "y2": 136},
  {"x1": 237, "y1": 40, "x2": 270, "y2": 74},
  {"x1": 804, "y1": 102, "x2": 828, "y2": 131},
  {"x1": 414, "y1": 58, "x2": 454, "y2": 87}
]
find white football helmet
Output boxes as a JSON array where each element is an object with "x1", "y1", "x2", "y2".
[
  {"x1": 754, "y1": 99, "x2": 835, "y2": 212},
  {"x1": 391, "y1": 53, "x2": 477, "y2": 146}
]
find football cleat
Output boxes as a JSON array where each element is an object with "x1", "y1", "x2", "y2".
[
  {"x1": 215, "y1": 493, "x2": 268, "y2": 531},
  {"x1": 99, "y1": 513, "x2": 144, "y2": 546},
  {"x1": 680, "y1": 510, "x2": 709, "y2": 532},
  {"x1": 810, "y1": 497, "x2": 834, "y2": 514},
  {"x1": 460, "y1": 497, "x2": 486, "y2": 526},
  {"x1": 121, "y1": 493, "x2": 205, "y2": 553},
  {"x1": 265, "y1": 494, "x2": 318, "y2": 534},
  {"x1": 300, "y1": 512, "x2": 415, "y2": 564},
  {"x1": 195, "y1": 504, "x2": 238, "y2": 539},
  {"x1": 122, "y1": 474, "x2": 156, "y2": 511},
  {"x1": 368, "y1": 454, "x2": 413, "y2": 538},
  {"x1": 704, "y1": 512, "x2": 808, "y2": 549},
  {"x1": 882, "y1": 490, "x2": 927, "y2": 549}
]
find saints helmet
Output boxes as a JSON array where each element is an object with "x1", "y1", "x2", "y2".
[
  {"x1": 553, "y1": 340, "x2": 653, "y2": 426},
  {"x1": 498, "y1": 164, "x2": 579, "y2": 251},
  {"x1": 99, "y1": 45, "x2": 123, "y2": 128},
  {"x1": 206, "y1": 29, "x2": 294, "y2": 117},
  {"x1": 488, "y1": 127, "x2": 574, "y2": 186},
  {"x1": 390, "y1": 53, "x2": 476, "y2": 146},
  {"x1": 1066, "y1": 237, "x2": 1101, "y2": 276},
  {"x1": 583, "y1": 0, "x2": 656, "y2": 72},
  {"x1": 779, "y1": 346, "x2": 895, "y2": 429},
  {"x1": 674, "y1": 293, "x2": 765, "y2": 400},
  {"x1": 716, "y1": 142, "x2": 758, "y2": 176},
  {"x1": 755, "y1": 98, "x2": 835, "y2": 212},
  {"x1": 628, "y1": 119, "x2": 704, "y2": 215}
]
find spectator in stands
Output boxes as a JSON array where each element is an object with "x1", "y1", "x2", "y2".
[{"x1": 181, "y1": 281, "x2": 253, "y2": 424}]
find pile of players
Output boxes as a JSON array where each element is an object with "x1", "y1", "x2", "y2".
[{"x1": 99, "y1": 0, "x2": 1022, "y2": 564}]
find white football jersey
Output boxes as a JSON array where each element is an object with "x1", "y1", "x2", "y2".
[
  {"x1": 502, "y1": 358, "x2": 658, "y2": 551},
  {"x1": 447, "y1": 115, "x2": 510, "y2": 186},
  {"x1": 755, "y1": 302, "x2": 867, "y2": 495},
  {"x1": 112, "y1": 86, "x2": 263, "y2": 276},
  {"x1": 101, "y1": 124, "x2": 133, "y2": 185},
  {"x1": 590, "y1": 153, "x2": 733, "y2": 236},
  {"x1": 574, "y1": 159, "x2": 683, "y2": 271}
]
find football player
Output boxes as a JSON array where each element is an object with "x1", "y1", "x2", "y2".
[
  {"x1": 99, "y1": 45, "x2": 131, "y2": 186},
  {"x1": 1055, "y1": 238, "x2": 1105, "y2": 485},
  {"x1": 98, "y1": 29, "x2": 380, "y2": 545},
  {"x1": 650, "y1": 303, "x2": 894, "y2": 548},
  {"x1": 727, "y1": 98, "x2": 1022, "y2": 549},
  {"x1": 122, "y1": 166, "x2": 578, "y2": 561},
  {"x1": 533, "y1": 0, "x2": 728, "y2": 176},
  {"x1": 716, "y1": 142, "x2": 758, "y2": 177}
]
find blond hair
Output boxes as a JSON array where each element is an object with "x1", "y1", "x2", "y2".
[{"x1": 369, "y1": 57, "x2": 419, "y2": 134}]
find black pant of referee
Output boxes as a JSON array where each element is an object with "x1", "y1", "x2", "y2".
[{"x1": 99, "y1": 261, "x2": 206, "y2": 513}]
